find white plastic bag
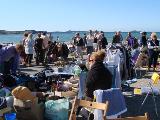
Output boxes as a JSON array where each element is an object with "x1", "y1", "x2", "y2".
[{"x1": 45, "y1": 98, "x2": 69, "y2": 120}]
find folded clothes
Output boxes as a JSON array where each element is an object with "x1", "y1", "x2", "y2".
[
  {"x1": 125, "y1": 78, "x2": 137, "y2": 84},
  {"x1": 141, "y1": 87, "x2": 160, "y2": 95},
  {"x1": 63, "y1": 81, "x2": 73, "y2": 87},
  {"x1": 68, "y1": 78, "x2": 79, "y2": 84},
  {"x1": 0, "y1": 87, "x2": 11, "y2": 97}
]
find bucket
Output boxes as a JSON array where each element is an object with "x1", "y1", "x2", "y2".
[{"x1": 4, "y1": 113, "x2": 16, "y2": 120}]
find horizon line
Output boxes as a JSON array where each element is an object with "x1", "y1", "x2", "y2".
[{"x1": 0, "y1": 29, "x2": 159, "y2": 33}]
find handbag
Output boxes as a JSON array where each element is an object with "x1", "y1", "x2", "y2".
[
  {"x1": 140, "y1": 46, "x2": 147, "y2": 53},
  {"x1": 151, "y1": 41, "x2": 160, "y2": 52}
]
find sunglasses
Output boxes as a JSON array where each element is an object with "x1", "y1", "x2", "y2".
[{"x1": 89, "y1": 59, "x2": 94, "y2": 62}]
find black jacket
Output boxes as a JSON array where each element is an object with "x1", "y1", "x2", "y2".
[
  {"x1": 35, "y1": 37, "x2": 43, "y2": 50},
  {"x1": 101, "y1": 37, "x2": 108, "y2": 49},
  {"x1": 86, "y1": 61, "x2": 112, "y2": 99},
  {"x1": 140, "y1": 36, "x2": 147, "y2": 47},
  {"x1": 73, "y1": 37, "x2": 84, "y2": 46},
  {"x1": 112, "y1": 35, "x2": 121, "y2": 43}
]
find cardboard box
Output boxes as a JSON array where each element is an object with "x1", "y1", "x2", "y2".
[
  {"x1": 13, "y1": 98, "x2": 44, "y2": 120},
  {"x1": 54, "y1": 90, "x2": 77, "y2": 97}
]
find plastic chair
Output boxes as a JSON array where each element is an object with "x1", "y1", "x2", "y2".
[
  {"x1": 69, "y1": 96, "x2": 108, "y2": 120},
  {"x1": 107, "y1": 113, "x2": 148, "y2": 120}
]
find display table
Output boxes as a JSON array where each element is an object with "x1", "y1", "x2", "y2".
[{"x1": 45, "y1": 70, "x2": 74, "y2": 77}]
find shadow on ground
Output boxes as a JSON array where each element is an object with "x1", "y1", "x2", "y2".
[{"x1": 122, "y1": 94, "x2": 160, "y2": 120}]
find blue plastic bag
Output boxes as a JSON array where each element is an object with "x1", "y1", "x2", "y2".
[{"x1": 45, "y1": 98, "x2": 69, "y2": 120}]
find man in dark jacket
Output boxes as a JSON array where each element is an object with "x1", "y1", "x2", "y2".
[
  {"x1": 34, "y1": 33, "x2": 44, "y2": 65},
  {"x1": 101, "y1": 33, "x2": 108, "y2": 49},
  {"x1": 112, "y1": 31, "x2": 123, "y2": 44},
  {"x1": 140, "y1": 32, "x2": 147, "y2": 47},
  {"x1": 73, "y1": 33, "x2": 84, "y2": 58}
]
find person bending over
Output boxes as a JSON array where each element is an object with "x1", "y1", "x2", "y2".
[{"x1": 0, "y1": 44, "x2": 24, "y2": 74}]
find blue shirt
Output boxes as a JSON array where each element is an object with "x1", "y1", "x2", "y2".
[{"x1": 0, "y1": 46, "x2": 17, "y2": 62}]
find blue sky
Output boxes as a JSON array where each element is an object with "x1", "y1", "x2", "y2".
[{"x1": 0, "y1": 0, "x2": 160, "y2": 32}]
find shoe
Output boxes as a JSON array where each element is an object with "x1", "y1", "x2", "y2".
[
  {"x1": 22, "y1": 64, "x2": 26, "y2": 67},
  {"x1": 153, "y1": 67, "x2": 156, "y2": 71},
  {"x1": 22, "y1": 63, "x2": 26, "y2": 65},
  {"x1": 42, "y1": 63, "x2": 46, "y2": 66},
  {"x1": 26, "y1": 64, "x2": 32, "y2": 67},
  {"x1": 26, "y1": 64, "x2": 29, "y2": 67}
]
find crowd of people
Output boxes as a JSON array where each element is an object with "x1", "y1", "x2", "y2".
[
  {"x1": 21, "y1": 32, "x2": 51, "y2": 67},
  {"x1": 20, "y1": 32, "x2": 70, "y2": 66},
  {"x1": 0, "y1": 30, "x2": 160, "y2": 119},
  {"x1": 125, "y1": 31, "x2": 159, "y2": 71},
  {"x1": 0, "y1": 30, "x2": 159, "y2": 77},
  {"x1": 0, "y1": 32, "x2": 70, "y2": 75},
  {"x1": 72, "y1": 30, "x2": 108, "y2": 59}
]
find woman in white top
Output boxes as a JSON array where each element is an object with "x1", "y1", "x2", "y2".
[
  {"x1": 148, "y1": 33, "x2": 159, "y2": 71},
  {"x1": 24, "y1": 33, "x2": 34, "y2": 66}
]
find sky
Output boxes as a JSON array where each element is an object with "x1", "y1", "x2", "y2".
[{"x1": 0, "y1": 0, "x2": 160, "y2": 32}]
